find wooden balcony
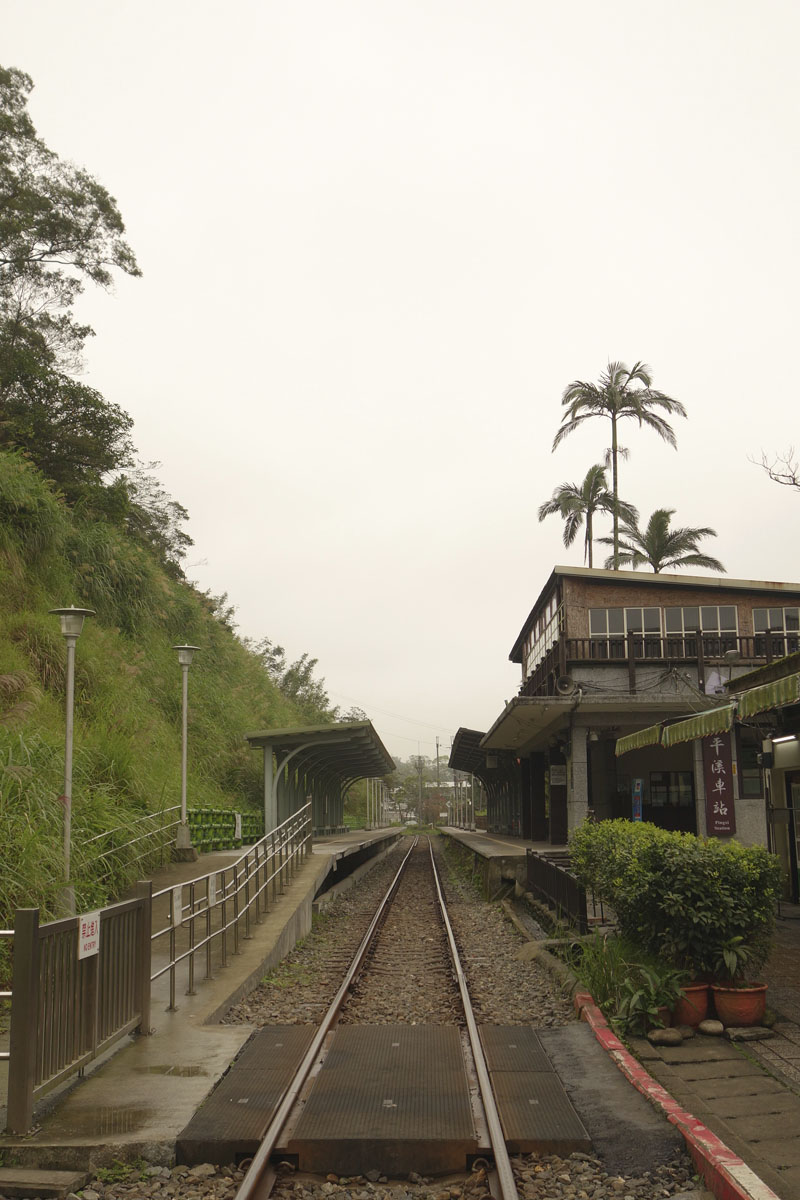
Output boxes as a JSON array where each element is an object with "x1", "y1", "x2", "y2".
[{"x1": 518, "y1": 631, "x2": 795, "y2": 699}]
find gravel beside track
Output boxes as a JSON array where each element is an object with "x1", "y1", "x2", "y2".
[{"x1": 75, "y1": 835, "x2": 699, "y2": 1200}]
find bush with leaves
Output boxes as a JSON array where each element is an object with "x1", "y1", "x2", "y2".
[{"x1": 570, "y1": 819, "x2": 781, "y2": 980}]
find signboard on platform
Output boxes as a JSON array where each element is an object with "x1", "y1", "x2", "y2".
[
  {"x1": 550, "y1": 765, "x2": 567, "y2": 786},
  {"x1": 702, "y1": 731, "x2": 736, "y2": 835},
  {"x1": 78, "y1": 910, "x2": 101, "y2": 959}
]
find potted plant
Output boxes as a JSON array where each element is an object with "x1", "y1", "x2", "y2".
[
  {"x1": 710, "y1": 936, "x2": 768, "y2": 1027},
  {"x1": 613, "y1": 963, "x2": 687, "y2": 1036},
  {"x1": 672, "y1": 979, "x2": 711, "y2": 1027}
]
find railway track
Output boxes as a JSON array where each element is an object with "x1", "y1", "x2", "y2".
[{"x1": 221, "y1": 839, "x2": 542, "y2": 1200}]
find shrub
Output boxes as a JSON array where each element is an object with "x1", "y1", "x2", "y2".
[{"x1": 569, "y1": 820, "x2": 781, "y2": 980}]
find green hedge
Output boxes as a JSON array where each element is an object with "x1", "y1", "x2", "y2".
[{"x1": 569, "y1": 820, "x2": 781, "y2": 980}]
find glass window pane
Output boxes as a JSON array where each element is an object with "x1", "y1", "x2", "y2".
[
  {"x1": 683, "y1": 606, "x2": 699, "y2": 630},
  {"x1": 607, "y1": 608, "x2": 624, "y2": 634},
  {"x1": 786, "y1": 608, "x2": 800, "y2": 631},
  {"x1": 664, "y1": 608, "x2": 682, "y2": 632},
  {"x1": 644, "y1": 608, "x2": 661, "y2": 632},
  {"x1": 626, "y1": 608, "x2": 643, "y2": 631},
  {"x1": 770, "y1": 607, "x2": 784, "y2": 630},
  {"x1": 701, "y1": 607, "x2": 719, "y2": 631},
  {"x1": 753, "y1": 608, "x2": 767, "y2": 632},
  {"x1": 719, "y1": 606, "x2": 737, "y2": 631},
  {"x1": 589, "y1": 609, "x2": 607, "y2": 635}
]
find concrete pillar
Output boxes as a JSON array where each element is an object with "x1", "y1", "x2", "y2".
[
  {"x1": 568, "y1": 725, "x2": 590, "y2": 833},
  {"x1": 263, "y1": 744, "x2": 276, "y2": 834}
]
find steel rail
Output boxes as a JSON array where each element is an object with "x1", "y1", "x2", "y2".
[
  {"x1": 234, "y1": 837, "x2": 419, "y2": 1200},
  {"x1": 427, "y1": 838, "x2": 519, "y2": 1200}
]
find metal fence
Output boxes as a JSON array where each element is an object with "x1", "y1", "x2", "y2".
[
  {"x1": 526, "y1": 849, "x2": 588, "y2": 934},
  {"x1": 150, "y1": 801, "x2": 312, "y2": 1009},
  {"x1": 5, "y1": 884, "x2": 151, "y2": 1134},
  {"x1": 3, "y1": 802, "x2": 313, "y2": 1133}
]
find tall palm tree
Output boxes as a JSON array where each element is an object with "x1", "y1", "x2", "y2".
[
  {"x1": 597, "y1": 508, "x2": 726, "y2": 574},
  {"x1": 538, "y1": 464, "x2": 637, "y2": 567},
  {"x1": 553, "y1": 362, "x2": 687, "y2": 569}
]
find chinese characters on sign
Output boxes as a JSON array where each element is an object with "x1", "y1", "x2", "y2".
[
  {"x1": 632, "y1": 777, "x2": 643, "y2": 821},
  {"x1": 702, "y1": 731, "x2": 736, "y2": 835},
  {"x1": 78, "y1": 910, "x2": 101, "y2": 959}
]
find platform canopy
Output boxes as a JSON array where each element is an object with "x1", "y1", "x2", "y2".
[
  {"x1": 449, "y1": 727, "x2": 493, "y2": 781},
  {"x1": 245, "y1": 721, "x2": 394, "y2": 833}
]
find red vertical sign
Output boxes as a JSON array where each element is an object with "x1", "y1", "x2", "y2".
[{"x1": 702, "y1": 731, "x2": 736, "y2": 836}]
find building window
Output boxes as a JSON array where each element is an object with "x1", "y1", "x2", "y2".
[
  {"x1": 753, "y1": 607, "x2": 800, "y2": 657},
  {"x1": 524, "y1": 599, "x2": 564, "y2": 677},
  {"x1": 663, "y1": 605, "x2": 738, "y2": 656},
  {"x1": 589, "y1": 607, "x2": 661, "y2": 658},
  {"x1": 738, "y1": 743, "x2": 764, "y2": 798},
  {"x1": 649, "y1": 771, "x2": 694, "y2": 807}
]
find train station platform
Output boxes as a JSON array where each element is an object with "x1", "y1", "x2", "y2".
[
  {"x1": 0, "y1": 827, "x2": 400, "y2": 1173},
  {"x1": 439, "y1": 826, "x2": 568, "y2": 896}
]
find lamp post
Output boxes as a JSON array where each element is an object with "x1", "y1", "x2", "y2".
[
  {"x1": 173, "y1": 644, "x2": 200, "y2": 854},
  {"x1": 50, "y1": 606, "x2": 95, "y2": 914}
]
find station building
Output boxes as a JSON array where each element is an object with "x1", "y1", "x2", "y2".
[{"x1": 450, "y1": 565, "x2": 800, "y2": 898}]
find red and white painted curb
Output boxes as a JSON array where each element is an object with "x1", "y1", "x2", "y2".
[{"x1": 573, "y1": 994, "x2": 781, "y2": 1200}]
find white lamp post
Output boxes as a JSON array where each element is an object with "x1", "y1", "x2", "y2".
[
  {"x1": 173, "y1": 645, "x2": 200, "y2": 853},
  {"x1": 49, "y1": 606, "x2": 95, "y2": 914}
]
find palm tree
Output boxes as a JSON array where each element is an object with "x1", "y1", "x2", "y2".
[
  {"x1": 553, "y1": 362, "x2": 687, "y2": 569},
  {"x1": 597, "y1": 508, "x2": 726, "y2": 574},
  {"x1": 538, "y1": 464, "x2": 638, "y2": 568}
]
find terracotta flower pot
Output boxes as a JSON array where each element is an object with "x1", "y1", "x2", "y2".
[
  {"x1": 672, "y1": 982, "x2": 710, "y2": 1027},
  {"x1": 711, "y1": 982, "x2": 768, "y2": 1027}
]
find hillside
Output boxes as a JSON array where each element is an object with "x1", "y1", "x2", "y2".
[{"x1": 0, "y1": 448, "x2": 323, "y2": 923}]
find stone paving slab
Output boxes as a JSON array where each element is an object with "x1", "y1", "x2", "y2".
[
  {"x1": 689, "y1": 1075, "x2": 792, "y2": 1100},
  {"x1": 657, "y1": 1041, "x2": 749, "y2": 1064},
  {"x1": 711, "y1": 1091, "x2": 800, "y2": 1118}
]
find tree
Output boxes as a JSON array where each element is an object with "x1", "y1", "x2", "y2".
[
  {"x1": 0, "y1": 64, "x2": 140, "y2": 495},
  {"x1": 598, "y1": 507, "x2": 725, "y2": 574},
  {"x1": 553, "y1": 362, "x2": 686, "y2": 569},
  {"x1": 538, "y1": 463, "x2": 637, "y2": 568},
  {"x1": 754, "y1": 448, "x2": 800, "y2": 490}
]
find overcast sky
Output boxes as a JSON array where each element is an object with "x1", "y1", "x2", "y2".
[{"x1": 4, "y1": 1, "x2": 799, "y2": 759}]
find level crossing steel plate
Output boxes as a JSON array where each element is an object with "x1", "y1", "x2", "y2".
[
  {"x1": 176, "y1": 1026, "x2": 316, "y2": 1165},
  {"x1": 287, "y1": 1025, "x2": 477, "y2": 1175},
  {"x1": 479, "y1": 1025, "x2": 591, "y2": 1154}
]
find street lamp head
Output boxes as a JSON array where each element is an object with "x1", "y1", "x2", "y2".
[
  {"x1": 49, "y1": 606, "x2": 96, "y2": 638},
  {"x1": 173, "y1": 644, "x2": 201, "y2": 667}
]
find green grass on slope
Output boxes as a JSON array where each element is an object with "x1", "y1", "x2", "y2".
[{"x1": 0, "y1": 450, "x2": 319, "y2": 930}]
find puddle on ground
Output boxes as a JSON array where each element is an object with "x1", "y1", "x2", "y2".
[
  {"x1": 134, "y1": 1063, "x2": 207, "y2": 1076},
  {"x1": 46, "y1": 1106, "x2": 152, "y2": 1136}
]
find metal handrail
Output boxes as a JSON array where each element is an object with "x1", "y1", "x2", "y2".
[
  {"x1": 84, "y1": 805, "x2": 181, "y2": 846},
  {"x1": 151, "y1": 803, "x2": 312, "y2": 1010}
]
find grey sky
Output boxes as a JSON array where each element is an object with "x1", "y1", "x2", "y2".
[{"x1": 4, "y1": 1, "x2": 798, "y2": 758}]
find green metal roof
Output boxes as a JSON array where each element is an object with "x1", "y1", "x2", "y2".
[
  {"x1": 615, "y1": 724, "x2": 663, "y2": 756},
  {"x1": 661, "y1": 704, "x2": 735, "y2": 747},
  {"x1": 738, "y1": 673, "x2": 800, "y2": 719}
]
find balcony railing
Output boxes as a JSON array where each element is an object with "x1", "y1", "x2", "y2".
[{"x1": 519, "y1": 630, "x2": 792, "y2": 698}]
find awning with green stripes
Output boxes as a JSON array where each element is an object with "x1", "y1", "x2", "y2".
[
  {"x1": 661, "y1": 704, "x2": 736, "y2": 748},
  {"x1": 738, "y1": 673, "x2": 800, "y2": 719},
  {"x1": 615, "y1": 723, "x2": 663, "y2": 757}
]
